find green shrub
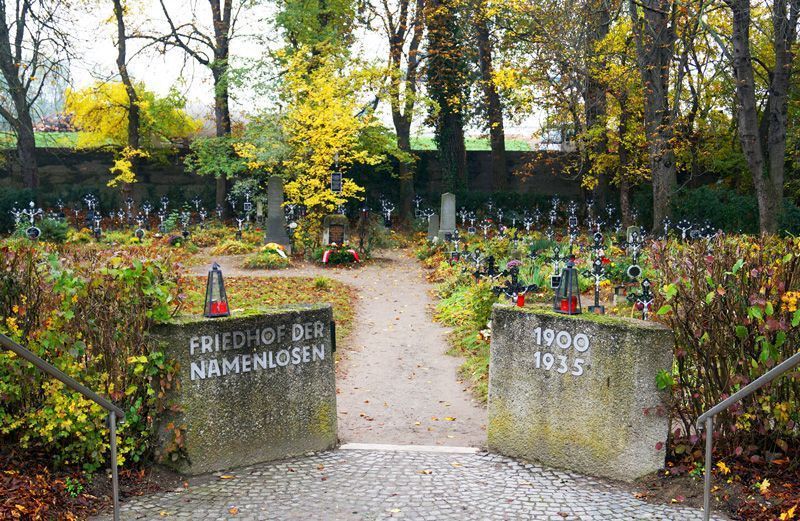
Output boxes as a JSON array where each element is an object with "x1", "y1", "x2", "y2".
[
  {"x1": 651, "y1": 236, "x2": 800, "y2": 458},
  {"x1": 209, "y1": 239, "x2": 256, "y2": 256},
  {"x1": 314, "y1": 276, "x2": 331, "y2": 290},
  {"x1": 0, "y1": 242, "x2": 183, "y2": 472},
  {"x1": 242, "y1": 250, "x2": 291, "y2": 269}
]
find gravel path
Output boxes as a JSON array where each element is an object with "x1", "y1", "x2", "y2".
[{"x1": 190, "y1": 249, "x2": 487, "y2": 447}]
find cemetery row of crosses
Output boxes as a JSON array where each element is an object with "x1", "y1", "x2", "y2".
[{"x1": 9, "y1": 189, "x2": 717, "y2": 319}]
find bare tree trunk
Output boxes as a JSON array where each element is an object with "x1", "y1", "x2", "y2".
[
  {"x1": 630, "y1": 0, "x2": 677, "y2": 231},
  {"x1": 475, "y1": 15, "x2": 506, "y2": 190},
  {"x1": 726, "y1": 0, "x2": 798, "y2": 233},
  {"x1": 584, "y1": 0, "x2": 610, "y2": 205},
  {"x1": 16, "y1": 111, "x2": 38, "y2": 190},
  {"x1": 618, "y1": 94, "x2": 632, "y2": 225},
  {"x1": 211, "y1": 0, "x2": 232, "y2": 214},
  {"x1": 113, "y1": 0, "x2": 139, "y2": 200}
]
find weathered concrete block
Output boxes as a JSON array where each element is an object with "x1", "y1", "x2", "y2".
[
  {"x1": 488, "y1": 304, "x2": 673, "y2": 482},
  {"x1": 153, "y1": 305, "x2": 337, "y2": 475}
]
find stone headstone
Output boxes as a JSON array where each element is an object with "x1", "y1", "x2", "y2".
[
  {"x1": 264, "y1": 175, "x2": 292, "y2": 253},
  {"x1": 154, "y1": 305, "x2": 337, "y2": 475},
  {"x1": 322, "y1": 214, "x2": 349, "y2": 246},
  {"x1": 438, "y1": 193, "x2": 456, "y2": 240},
  {"x1": 427, "y1": 214, "x2": 439, "y2": 242},
  {"x1": 488, "y1": 305, "x2": 673, "y2": 482}
]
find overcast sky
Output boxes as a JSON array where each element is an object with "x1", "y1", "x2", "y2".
[{"x1": 66, "y1": 0, "x2": 543, "y2": 139}]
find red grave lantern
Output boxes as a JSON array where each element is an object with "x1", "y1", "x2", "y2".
[{"x1": 204, "y1": 262, "x2": 230, "y2": 318}]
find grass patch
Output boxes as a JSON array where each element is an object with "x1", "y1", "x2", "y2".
[
  {"x1": 410, "y1": 136, "x2": 532, "y2": 151},
  {"x1": 446, "y1": 325, "x2": 490, "y2": 403},
  {"x1": 0, "y1": 131, "x2": 81, "y2": 148},
  {"x1": 181, "y1": 275, "x2": 357, "y2": 343}
]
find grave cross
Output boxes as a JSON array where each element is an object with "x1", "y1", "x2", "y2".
[
  {"x1": 627, "y1": 278, "x2": 654, "y2": 320},
  {"x1": 493, "y1": 264, "x2": 538, "y2": 307}
]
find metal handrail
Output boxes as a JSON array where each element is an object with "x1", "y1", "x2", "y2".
[
  {"x1": 0, "y1": 333, "x2": 125, "y2": 521},
  {"x1": 697, "y1": 350, "x2": 800, "y2": 521}
]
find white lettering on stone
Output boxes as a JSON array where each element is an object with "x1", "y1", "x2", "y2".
[
  {"x1": 253, "y1": 352, "x2": 268, "y2": 370},
  {"x1": 233, "y1": 331, "x2": 246, "y2": 350},
  {"x1": 532, "y1": 327, "x2": 590, "y2": 377},
  {"x1": 292, "y1": 323, "x2": 304, "y2": 341},
  {"x1": 276, "y1": 349, "x2": 290, "y2": 367},
  {"x1": 189, "y1": 336, "x2": 200, "y2": 355},
  {"x1": 222, "y1": 356, "x2": 240, "y2": 375},
  {"x1": 262, "y1": 327, "x2": 275, "y2": 345},
  {"x1": 185, "y1": 319, "x2": 330, "y2": 381},
  {"x1": 190, "y1": 360, "x2": 206, "y2": 380}
]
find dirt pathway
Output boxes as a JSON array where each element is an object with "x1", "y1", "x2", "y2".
[{"x1": 190, "y1": 249, "x2": 487, "y2": 448}]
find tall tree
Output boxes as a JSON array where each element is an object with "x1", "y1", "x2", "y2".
[
  {"x1": 629, "y1": 0, "x2": 678, "y2": 230},
  {"x1": 583, "y1": 0, "x2": 611, "y2": 204},
  {"x1": 724, "y1": 0, "x2": 799, "y2": 233},
  {"x1": 370, "y1": 0, "x2": 425, "y2": 220},
  {"x1": 426, "y1": 0, "x2": 468, "y2": 192},
  {"x1": 142, "y1": 0, "x2": 250, "y2": 213},
  {"x1": 0, "y1": 0, "x2": 71, "y2": 190},
  {"x1": 473, "y1": 0, "x2": 507, "y2": 190},
  {"x1": 112, "y1": 0, "x2": 139, "y2": 152}
]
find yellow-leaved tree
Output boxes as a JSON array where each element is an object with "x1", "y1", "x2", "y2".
[
  {"x1": 281, "y1": 47, "x2": 389, "y2": 248},
  {"x1": 65, "y1": 81, "x2": 201, "y2": 187}
]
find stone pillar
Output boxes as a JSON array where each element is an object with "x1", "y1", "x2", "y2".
[
  {"x1": 438, "y1": 192, "x2": 456, "y2": 240},
  {"x1": 264, "y1": 175, "x2": 292, "y2": 253},
  {"x1": 427, "y1": 214, "x2": 440, "y2": 242},
  {"x1": 488, "y1": 304, "x2": 674, "y2": 482},
  {"x1": 153, "y1": 305, "x2": 338, "y2": 475}
]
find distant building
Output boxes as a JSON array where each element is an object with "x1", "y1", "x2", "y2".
[{"x1": 34, "y1": 113, "x2": 75, "y2": 132}]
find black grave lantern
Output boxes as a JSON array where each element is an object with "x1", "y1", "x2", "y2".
[
  {"x1": 204, "y1": 262, "x2": 230, "y2": 318},
  {"x1": 554, "y1": 255, "x2": 582, "y2": 315}
]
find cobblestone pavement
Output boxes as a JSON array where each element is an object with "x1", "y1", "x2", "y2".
[{"x1": 95, "y1": 445, "x2": 725, "y2": 521}]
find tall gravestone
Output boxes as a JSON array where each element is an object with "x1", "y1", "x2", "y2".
[
  {"x1": 438, "y1": 193, "x2": 456, "y2": 240},
  {"x1": 264, "y1": 175, "x2": 292, "y2": 253},
  {"x1": 488, "y1": 304, "x2": 674, "y2": 482},
  {"x1": 153, "y1": 305, "x2": 337, "y2": 475},
  {"x1": 427, "y1": 214, "x2": 440, "y2": 242}
]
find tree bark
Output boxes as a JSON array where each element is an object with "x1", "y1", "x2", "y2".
[
  {"x1": 16, "y1": 110, "x2": 38, "y2": 190},
  {"x1": 584, "y1": 0, "x2": 610, "y2": 205},
  {"x1": 726, "y1": 0, "x2": 798, "y2": 233},
  {"x1": 0, "y1": 2, "x2": 39, "y2": 191},
  {"x1": 426, "y1": 0, "x2": 468, "y2": 192},
  {"x1": 210, "y1": 0, "x2": 233, "y2": 213},
  {"x1": 629, "y1": 0, "x2": 678, "y2": 231},
  {"x1": 475, "y1": 14, "x2": 506, "y2": 191}
]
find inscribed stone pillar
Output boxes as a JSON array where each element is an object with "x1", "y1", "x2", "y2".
[
  {"x1": 153, "y1": 305, "x2": 338, "y2": 475},
  {"x1": 438, "y1": 193, "x2": 456, "y2": 240},
  {"x1": 264, "y1": 175, "x2": 292, "y2": 253},
  {"x1": 488, "y1": 304, "x2": 674, "y2": 482}
]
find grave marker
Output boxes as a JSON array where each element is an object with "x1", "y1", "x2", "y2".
[
  {"x1": 438, "y1": 193, "x2": 456, "y2": 240},
  {"x1": 264, "y1": 175, "x2": 292, "y2": 253}
]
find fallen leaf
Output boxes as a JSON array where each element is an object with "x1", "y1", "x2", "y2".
[
  {"x1": 758, "y1": 479, "x2": 770, "y2": 495},
  {"x1": 419, "y1": 469, "x2": 433, "y2": 475},
  {"x1": 228, "y1": 506, "x2": 239, "y2": 515},
  {"x1": 219, "y1": 475, "x2": 235, "y2": 480}
]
